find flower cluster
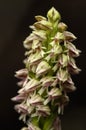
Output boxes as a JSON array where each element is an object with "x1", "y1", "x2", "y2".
[{"x1": 12, "y1": 7, "x2": 81, "y2": 130}]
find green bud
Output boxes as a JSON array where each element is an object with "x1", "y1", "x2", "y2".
[{"x1": 47, "y1": 7, "x2": 61, "y2": 22}]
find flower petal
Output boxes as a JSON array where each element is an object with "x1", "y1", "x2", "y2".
[
  {"x1": 35, "y1": 15, "x2": 47, "y2": 21},
  {"x1": 24, "y1": 79, "x2": 40, "y2": 92},
  {"x1": 58, "y1": 54, "x2": 69, "y2": 67},
  {"x1": 33, "y1": 30, "x2": 46, "y2": 40},
  {"x1": 58, "y1": 22, "x2": 67, "y2": 32},
  {"x1": 28, "y1": 94, "x2": 44, "y2": 105},
  {"x1": 11, "y1": 93, "x2": 26, "y2": 102},
  {"x1": 48, "y1": 88, "x2": 62, "y2": 99},
  {"x1": 64, "y1": 31, "x2": 77, "y2": 41},
  {"x1": 40, "y1": 76, "x2": 54, "y2": 87},
  {"x1": 15, "y1": 69, "x2": 28, "y2": 79},
  {"x1": 14, "y1": 104, "x2": 28, "y2": 114},
  {"x1": 66, "y1": 42, "x2": 81, "y2": 57},
  {"x1": 36, "y1": 61, "x2": 51, "y2": 76},
  {"x1": 27, "y1": 52, "x2": 42, "y2": 65},
  {"x1": 54, "y1": 32, "x2": 64, "y2": 42},
  {"x1": 57, "y1": 68, "x2": 68, "y2": 82},
  {"x1": 68, "y1": 58, "x2": 81, "y2": 74},
  {"x1": 34, "y1": 20, "x2": 52, "y2": 30},
  {"x1": 36, "y1": 105, "x2": 50, "y2": 116}
]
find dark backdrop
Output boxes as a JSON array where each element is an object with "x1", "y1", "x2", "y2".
[{"x1": 0, "y1": 0, "x2": 86, "y2": 130}]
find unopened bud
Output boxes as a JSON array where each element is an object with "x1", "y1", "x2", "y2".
[
  {"x1": 58, "y1": 22, "x2": 67, "y2": 32},
  {"x1": 47, "y1": 7, "x2": 61, "y2": 22}
]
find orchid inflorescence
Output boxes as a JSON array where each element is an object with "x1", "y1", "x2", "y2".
[{"x1": 12, "y1": 7, "x2": 81, "y2": 130}]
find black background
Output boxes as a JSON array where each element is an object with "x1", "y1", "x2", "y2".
[{"x1": 0, "y1": 0, "x2": 86, "y2": 130}]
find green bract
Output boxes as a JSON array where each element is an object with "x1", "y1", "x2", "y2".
[{"x1": 12, "y1": 7, "x2": 81, "y2": 130}]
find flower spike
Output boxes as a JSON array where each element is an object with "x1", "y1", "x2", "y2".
[{"x1": 12, "y1": 7, "x2": 81, "y2": 130}]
